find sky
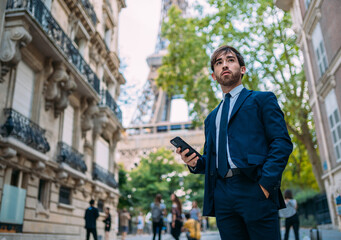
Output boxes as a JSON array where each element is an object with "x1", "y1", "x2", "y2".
[
  {"x1": 118, "y1": 0, "x2": 202, "y2": 127},
  {"x1": 118, "y1": 0, "x2": 161, "y2": 126}
]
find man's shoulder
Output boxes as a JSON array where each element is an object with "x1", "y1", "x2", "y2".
[{"x1": 249, "y1": 90, "x2": 275, "y2": 98}]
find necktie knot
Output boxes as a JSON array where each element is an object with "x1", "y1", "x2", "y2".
[{"x1": 225, "y1": 93, "x2": 231, "y2": 100}]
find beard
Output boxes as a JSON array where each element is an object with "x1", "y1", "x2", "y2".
[{"x1": 214, "y1": 69, "x2": 241, "y2": 87}]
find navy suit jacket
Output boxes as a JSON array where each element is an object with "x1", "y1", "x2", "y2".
[{"x1": 190, "y1": 88, "x2": 293, "y2": 216}]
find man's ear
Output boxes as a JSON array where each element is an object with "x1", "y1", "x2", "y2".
[
  {"x1": 241, "y1": 66, "x2": 246, "y2": 75},
  {"x1": 211, "y1": 72, "x2": 216, "y2": 81}
]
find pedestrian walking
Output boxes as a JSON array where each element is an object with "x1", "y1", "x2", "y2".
[
  {"x1": 279, "y1": 189, "x2": 300, "y2": 240},
  {"x1": 84, "y1": 199, "x2": 99, "y2": 240},
  {"x1": 170, "y1": 193, "x2": 183, "y2": 240},
  {"x1": 137, "y1": 212, "x2": 144, "y2": 235},
  {"x1": 120, "y1": 208, "x2": 131, "y2": 240},
  {"x1": 103, "y1": 207, "x2": 111, "y2": 240},
  {"x1": 189, "y1": 201, "x2": 201, "y2": 222},
  {"x1": 176, "y1": 45, "x2": 293, "y2": 240},
  {"x1": 151, "y1": 194, "x2": 166, "y2": 240},
  {"x1": 182, "y1": 212, "x2": 201, "y2": 240}
]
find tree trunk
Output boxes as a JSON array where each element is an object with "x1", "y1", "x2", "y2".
[{"x1": 300, "y1": 115, "x2": 325, "y2": 192}]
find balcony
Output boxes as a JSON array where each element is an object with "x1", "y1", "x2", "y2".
[
  {"x1": 6, "y1": 0, "x2": 100, "y2": 95},
  {"x1": 99, "y1": 89, "x2": 122, "y2": 124},
  {"x1": 79, "y1": 0, "x2": 97, "y2": 25},
  {"x1": 57, "y1": 142, "x2": 87, "y2": 173},
  {"x1": 92, "y1": 163, "x2": 118, "y2": 188},
  {"x1": 0, "y1": 108, "x2": 50, "y2": 153}
]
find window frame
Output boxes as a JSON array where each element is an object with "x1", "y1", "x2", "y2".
[
  {"x1": 311, "y1": 22, "x2": 328, "y2": 78},
  {"x1": 58, "y1": 186, "x2": 72, "y2": 205},
  {"x1": 325, "y1": 90, "x2": 341, "y2": 163},
  {"x1": 38, "y1": 179, "x2": 50, "y2": 209}
]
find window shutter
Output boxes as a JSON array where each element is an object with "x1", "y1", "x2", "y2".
[
  {"x1": 12, "y1": 61, "x2": 35, "y2": 118},
  {"x1": 96, "y1": 137, "x2": 109, "y2": 170},
  {"x1": 62, "y1": 105, "x2": 74, "y2": 146}
]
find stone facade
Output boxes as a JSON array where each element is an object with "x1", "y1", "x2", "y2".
[
  {"x1": 0, "y1": 0, "x2": 126, "y2": 239},
  {"x1": 276, "y1": 0, "x2": 341, "y2": 231}
]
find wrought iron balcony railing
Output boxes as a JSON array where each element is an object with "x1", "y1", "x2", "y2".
[
  {"x1": 79, "y1": 0, "x2": 97, "y2": 25},
  {"x1": 57, "y1": 142, "x2": 87, "y2": 173},
  {"x1": 0, "y1": 109, "x2": 50, "y2": 153},
  {"x1": 100, "y1": 89, "x2": 122, "y2": 123},
  {"x1": 6, "y1": 0, "x2": 100, "y2": 94},
  {"x1": 92, "y1": 163, "x2": 118, "y2": 188}
]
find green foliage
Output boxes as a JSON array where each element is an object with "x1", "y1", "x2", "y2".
[
  {"x1": 127, "y1": 148, "x2": 187, "y2": 212},
  {"x1": 282, "y1": 136, "x2": 319, "y2": 191},
  {"x1": 118, "y1": 164, "x2": 134, "y2": 210},
  {"x1": 183, "y1": 171, "x2": 205, "y2": 207},
  {"x1": 157, "y1": 0, "x2": 321, "y2": 190}
]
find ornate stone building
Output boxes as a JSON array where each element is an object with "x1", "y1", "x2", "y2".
[
  {"x1": 276, "y1": 0, "x2": 341, "y2": 230},
  {"x1": 0, "y1": 0, "x2": 126, "y2": 239}
]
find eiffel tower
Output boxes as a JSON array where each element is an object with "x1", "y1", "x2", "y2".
[{"x1": 117, "y1": 0, "x2": 204, "y2": 170}]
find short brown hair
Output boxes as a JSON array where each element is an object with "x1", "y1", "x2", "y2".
[
  {"x1": 284, "y1": 189, "x2": 293, "y2": 199},
  {"x1": 210, "y1": 45, "x2": 245, "y2": 71}
]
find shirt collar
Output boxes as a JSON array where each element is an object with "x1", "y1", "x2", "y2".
[{"x1": 222, "y1": 84, "x2": 244, "y2": 99}]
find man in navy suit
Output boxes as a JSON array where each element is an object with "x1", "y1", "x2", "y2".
[
  {"x1": 84, "y1": 199, "x2": 99, "y2": 240},
  {"x1": 177, "y1": 45, "x2": 293, "y2": 240}
]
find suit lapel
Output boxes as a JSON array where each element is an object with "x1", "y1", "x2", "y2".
[
  {"x1": 210, "y1": 101, "x2": 222, "y2": 148},
  {"x1": 229, "y1": 88, "x2": 252, "y2": 125}
]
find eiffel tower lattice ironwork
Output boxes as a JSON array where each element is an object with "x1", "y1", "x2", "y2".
[{"x1": 117, "y1": 0, "x2": 204, "y2": 170}]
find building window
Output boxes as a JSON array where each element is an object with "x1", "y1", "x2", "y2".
[
  {"x1": 38, "y1": 179, "x2": 50, "y2": 209},
  {"x1": 10, "y1": 169, "x2": 20, "y2": 186},
  {"x1": 104, "y1": 26, "x2": 112, "y2": 50},
  {"x1": 304, "y1": 0, "x2": 311, "y2": 10},
  {"x1": 62, "y1": 105, "x2": 74, "y2": 146},
  {"x1": 312, "y1": 22, "x2": 328, "y2": 77},
  {"x1": 96, "y1": 137, "x2": 109, "y2": 170},
  {"x1": 59, "y1": 186, "x2": 71, "y2": 205},
  {"x1": 98, "y1": 199, "x2": 104, "y2": 212},
  {"x1": 325, "y1": 90, "x2": 341, "y2": 162},
  {"x1": 12, "y1": 61, "x2": 35, "y2": 118}
]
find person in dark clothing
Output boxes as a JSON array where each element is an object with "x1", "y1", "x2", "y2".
[
  {"x1": 84, "y1": 199, "x2": 99, "y2": 240},
  {"x1": 103, "y1": 207, "x2": 111, "y2": 240},
  {"x1": 151, "y1": 194, "x2": 166, "y2": 240},
  {"x1": 279, "y1": 190, "x2": 299, "y2": 240},
  {"x1": 170, "y1": 193, "x2": 183, "y2": 240}
]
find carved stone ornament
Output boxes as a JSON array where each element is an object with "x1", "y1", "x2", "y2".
[
  {"x1": 0, "y1": 25, "x2": 32, "y2": 82},
  {"x1": 81, "y1": 98, "x2": 99, "y2": 135},
  {"x1": 44, "y1": 61, "x2": 77, "y2": 117},
  {"x1": 35, "y1": 161, "x2": 46, "y2": 171},
  {"x1": 93, "y1": 112, "x2": 109, "y2": 137},
  {"x1": 0, "y1": 147, "x2": 17, "y2": 158}
]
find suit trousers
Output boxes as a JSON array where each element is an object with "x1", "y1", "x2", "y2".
[
  {"x1": 86, "y1": 228, "x2": 98, "y2": 240},
  {"x1": 214, "y1": 174, "x2": 279, "y2": 240}
]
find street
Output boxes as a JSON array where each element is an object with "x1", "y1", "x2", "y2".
[{"x1": 123, "y1": 228, "x2": 341, "y2": 240}]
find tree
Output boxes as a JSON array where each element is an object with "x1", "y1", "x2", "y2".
[
  {"x1": 183, "y1": 171, "x2": 205, "y2": 207},
  {"x1": 157, "y1": 0, "x2": 322, "y2": 190},
  {"x1": 128, "y1": 148, "x2": 187, "y2": 212},
  {"x1": 117, "y1": 164, "x2": 134, "y2": 210}
]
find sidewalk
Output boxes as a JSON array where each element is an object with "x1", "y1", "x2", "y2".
[{"x1": 283, "y1": 227, "x2": 341, "y2": 240}]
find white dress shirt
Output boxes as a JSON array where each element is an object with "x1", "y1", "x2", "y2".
[{"x1": 215, "y1": 84, "x2": 244, "y2": 169}]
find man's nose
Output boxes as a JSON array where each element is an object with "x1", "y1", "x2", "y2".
[{"x1": 222, "y1": 61, "x2": 229, "y2": 68}]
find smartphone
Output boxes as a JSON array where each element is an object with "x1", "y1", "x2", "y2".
[{"x1": 170, "y1": 136, "x2": 202, "y2": 158}]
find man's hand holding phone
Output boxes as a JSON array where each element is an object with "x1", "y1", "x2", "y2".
[
  {"x1": 176, "y1": 147, "x2": 199, "y2": 167},
  {"x1": 170, "y1": 137, "x2": 201, "y2": 168}
]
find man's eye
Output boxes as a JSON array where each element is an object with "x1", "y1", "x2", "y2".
[
  {"x1": 216, "y1": 61, "x2": 221, "y2": 65},
  {"x1": 228, "y1": 59, "x2": 234, "y2": 62}
]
